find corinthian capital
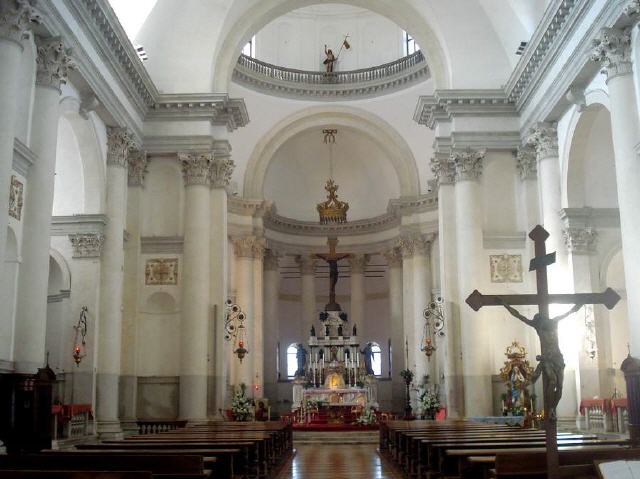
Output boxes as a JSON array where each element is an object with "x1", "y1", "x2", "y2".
[
  {"x1": 68, "y1": 233, "x2": 104, "y2": 258},
  {"x1": 451, "y1": 148, "x2": 485, "y2": 182},
  {"x1": 0, "y1": 0, "x2": 40, "y2": 45},
  {"x1": 232, "y1": 235, "x2": 266, "y2": 259},
  {"x1": 563, "y1": 227, "x2": 598, "y2": 255},
  {"x1": 35, "y1": 36, "x2": 74, "y2": 90},
  {"x1": 264, "y1": 249, "x2": 280, "y2": 271},
  {"x1": 106, "y1": 127, "x2": 135, "y2": 168},
  {"x1": 179, "y1": 152, "x2": 212, "y2": 186},
  {"x1": 210, "y1": 156, "x2": 234, "y2": 188},
  {"x1": 591, "y1": 27, "x2": 633, "y2": 81},
  {"x1": 516, "y1": 146, "x2": 537, "y2": 180},
  {"x1": 625, "y1": 0, "x2": 640, "y2": 21},
  {"x1": 127, "y1": 149, "x2": 148, "y2": 187},
  {"x1": 526, "y1": 122, "x2": 558, "y2": 159},
  {"x1": 349, "y1": 254, "x2": 370, "y2": 274},
  {"x1": 430, "y1": 156, "x2": 456, "y2": 186},
  {"x1": 296, "y1": 255, "x2": 317, "y2": 275},
  {"x1": 383, "y1": 248, "x2": 402, "y2": 267}
]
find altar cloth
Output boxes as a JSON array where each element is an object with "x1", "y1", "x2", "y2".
[{"x1": 469, "y1": 415, "x2": 524, "y2": 427}]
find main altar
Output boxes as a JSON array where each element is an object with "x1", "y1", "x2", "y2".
[{"x1": 291, "y1": 237, "x2": 378, "y2": 418}]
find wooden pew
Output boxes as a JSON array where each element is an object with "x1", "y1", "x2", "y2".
[
  {"x1": 490, "y1": 447, "x2": 640, "y2": 479},
  {"x1": 75, "y1": 445, "x2": 239, "y2": 479},
  {"x1": 0, "y1": 454, "x2": 210, "y2": 479},
  {"x1": 0, "y1": 472, "x2": 153, "y2": 479}
]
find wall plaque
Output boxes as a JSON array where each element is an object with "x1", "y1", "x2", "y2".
[
  {"x1": 145, "y1": 258, "x2": 179, "y2": 285},
  {"x1": 490, "y1": 254, "x2": 523, "y2": 283}
]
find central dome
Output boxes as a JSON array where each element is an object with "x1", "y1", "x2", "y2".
[{"x1": 252, "y1": 3, "x2": 411, "y2": 71}]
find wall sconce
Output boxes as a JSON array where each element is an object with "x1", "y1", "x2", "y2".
[
  {"x1": 421, "y1": 296, "x2": 445, "y2": 360},
  {"x1": 225, "y1": 299, "x2": 249, "y2": 362},
  {"x1": 73, "y1": 306, "x2": 88, "y2": 366}
]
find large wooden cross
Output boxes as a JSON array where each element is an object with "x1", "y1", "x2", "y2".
[
  {"x1": 315, "y1": 237, "x2": 351, "y2": 312},
  {"x1": 465, "y1": 225, "x2": 620, "y2": 479}
]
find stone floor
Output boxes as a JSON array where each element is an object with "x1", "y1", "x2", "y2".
[{"x1": 276, "y1": 444, "x2": 402, "y2": 479}]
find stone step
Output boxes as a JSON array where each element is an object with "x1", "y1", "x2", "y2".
[{"x1": 293, "y1": 430, "x2": 379, "y2": 444}]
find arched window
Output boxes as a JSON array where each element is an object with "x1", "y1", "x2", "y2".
[
  {"x1": 286, "y1": 344, "x2": 298, "y2": 379},
  {"x1": 403, "y1": 31, "x2": 420, "y2": 56},
  {"x1": 370, "y1": 342, "x2": 382, "y2": 376},
  {"x1": 243, "y1": 35, "x2": 256, "y2": 58}
]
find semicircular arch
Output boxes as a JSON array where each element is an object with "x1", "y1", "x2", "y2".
[
  {"x1": 212, "y1": 0, "x2": 449, "y2": 91},
  {"x1": 562, "y1": 92, "x2": 615, "y2": 209},
  {"x1": 242, "y1": 105, "x2": 420, "y2": 199}
]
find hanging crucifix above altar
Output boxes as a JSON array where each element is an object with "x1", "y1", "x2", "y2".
[
  {"x1": 315, "y1": 237, "x2": 351, "y2": 313},
  {"x1": 465, "y1": 225, "x2": 621, "y2": 479}
]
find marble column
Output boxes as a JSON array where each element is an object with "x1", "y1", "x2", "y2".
[
  {"x1": 516, "y1": 146, "x2": 540, "y2": 238},
  {"x1": 349, "y1": 254, "x2": 369, "y2": 340},
  {"x1": 297, "y1": 255, "x2": 317, "y2": 339},
  {"x1": 592, "y1": 27, "x2": 640, "y2": 357},
  {"x1": 208, "y1": 148, "x2": 233, "y2": 414},
  {"x1": 452, "y1": 148, "x2": 492, "y2": 416},
  {"x1": 413, "y1": 236, "x2": 434, "y2": 383},
  {"x1": 384, "y1": 248, "x2": 404, "y2": 413},
  {"x1": 263, "y1": 250, "x2": 280, "y2": 400},
  {"x1": 431, "y1": 156, "x2": 463, "y2": 417},
  {"x1": 398, "y1": 237, "x2": 417, "y2": 382},
  {"x1": 253, "y1": 242, "x2": 265, "y2": 397},
  {"x1": 178, "y1": 152, "x2": 212, "y2": 422},
  {"x1": 527, "y1": 124, "x2": 579, "y2": 418},
  {"x1": 14, "y1": 37, "x2": 72, "y2": 373},
  {"x1": 0, "y1": 0, "x2": 39, "y2": 277},
  {"x1": 563, "y1": 227, "x2": 608, "y2": 401},
  {"x1": 526, "y1": 124, "x2": 569, "y2": 288},
  {"x1": 96, "y1": 127, "x2": 134, "y2": 439},
  {"x1": 120, "y1": 149, "x2": 147, "y2": 434},
  {"x1": 232, "y1": 236, "x2": 263, "y2": 388}
]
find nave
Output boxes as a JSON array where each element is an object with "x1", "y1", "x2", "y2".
[{"x1": 276, "y1": 444, "x2": 401, "y2": 479}]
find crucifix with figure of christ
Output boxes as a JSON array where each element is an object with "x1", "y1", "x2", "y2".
[
  {"x1": 315, "y1": 237, "x2": 351, "y2": 312},
  {"x1": 465, "y1": 225, "x2": 620, "y2": 479}
]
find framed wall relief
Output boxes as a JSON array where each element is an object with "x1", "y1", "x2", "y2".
[
  {"x1": 145, "y1": 258, "x2": 179, "y2": 285},
  {"x1": 9, "y1": 176, "x2": 24, "y2": 220},
  {"x1": 489, "y1": 254, "x2": 523, "y2": 283}
]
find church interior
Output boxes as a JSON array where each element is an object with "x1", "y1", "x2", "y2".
[{"x1": 2, "y1": 0, "x2": 640, "y2": 477}]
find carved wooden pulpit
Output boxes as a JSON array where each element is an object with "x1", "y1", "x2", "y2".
[{"x1": 466, "y1": 225, "x2": 620, "y2": 479}]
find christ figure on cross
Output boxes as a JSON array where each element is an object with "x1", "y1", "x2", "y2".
[
  {"x1": 498, "y1": 299, "x2": 583, "y2": 419},
  {"x1": 315, "y1": 237, "x2": 350, "y2": 311}
]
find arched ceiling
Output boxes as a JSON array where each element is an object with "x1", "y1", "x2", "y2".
[
  {"x1": 264, "y1": 126, "x2": 401, "y2": 222},
  {"x1": 122, "y1": 0, "x2": 547, "y2": 93}
]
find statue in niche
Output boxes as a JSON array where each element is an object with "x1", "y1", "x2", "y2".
[
  {"x1": 361, "y1": 342, "x2": 374, "y2": 376},
  {"x1": 352, "y1": 324, "x2": 357, "y2": 336},
  {"x1": 337, "y1": 324, "x2": 343, "y2": 336},
  {"x1": 498, "y1": 341, "x2": 534, "y2": 414},
  {"x1": 295, "y1": 344, "x2": 307, "y2": 377},
  {"x1": 310, "y1": 325, "x2": 316, "y2": 337},
  {"x1": 325, "y1": 324, "x2": 330, "y2": 337}
]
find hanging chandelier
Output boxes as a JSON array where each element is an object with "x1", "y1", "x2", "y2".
[
  {"x1": 224, "y1": 299, "x2": 249, "y2": 362},
  {"x1": 421, "y1": 296, "x2": 446, "y2": 359},
  {"x1": 316, "y1": 129, "x2": 349, "y2": 224}
]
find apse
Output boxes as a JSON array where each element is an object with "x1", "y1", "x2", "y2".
[{"x1": 263, "y1": 126, "x2": 400, "y2": 222}]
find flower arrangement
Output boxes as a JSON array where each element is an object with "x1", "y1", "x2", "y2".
[
  {"x1": 356, "y1": 402, "x2": 379, "y2": 425},
  {"x1": 400, "y1": 369, "x2": 414, "y2": 383},
  {"x1": 418, "y1": 388, "x2": 441, "y2": 419},
  {"x1": 230, "y1": 383, "x2": 253, "y2": 421}
]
